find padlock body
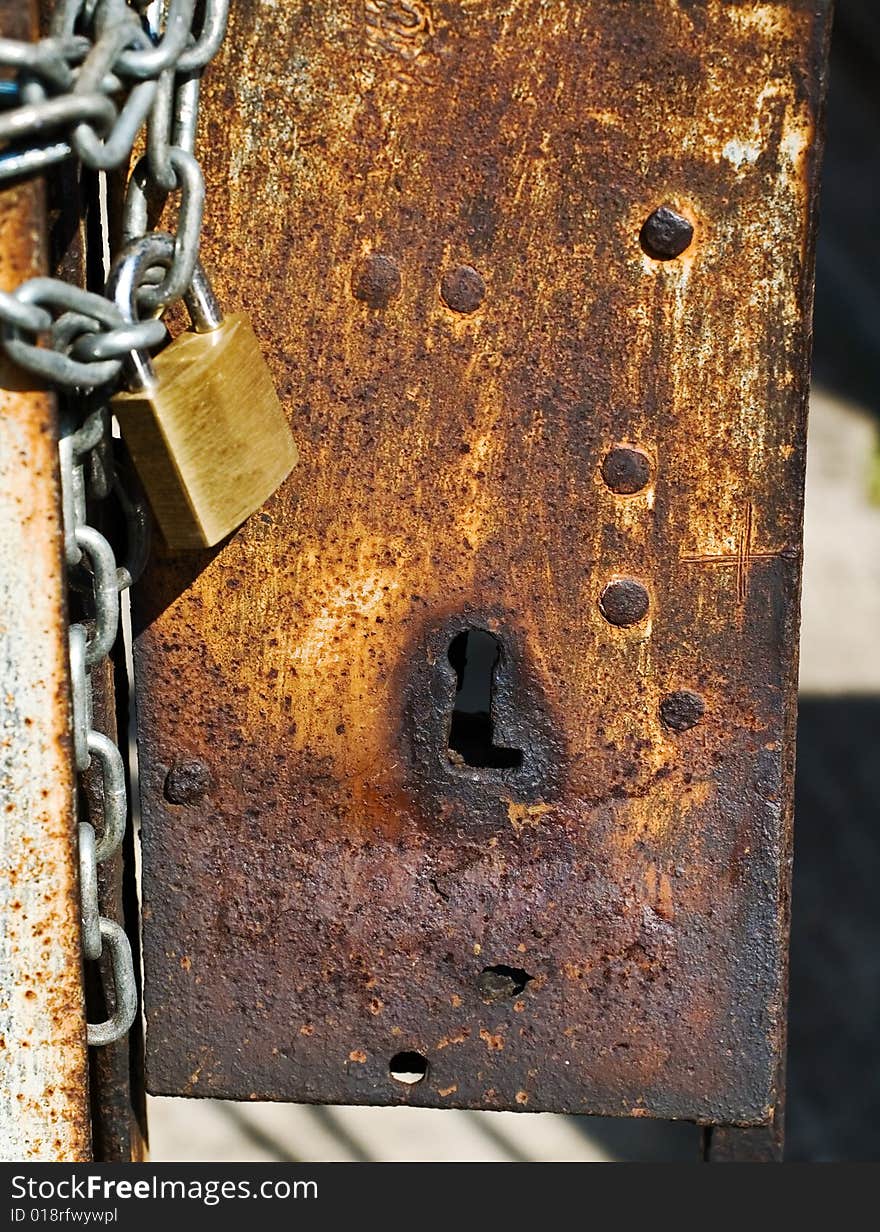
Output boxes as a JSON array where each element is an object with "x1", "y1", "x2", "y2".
[{"x1": 112, "y1": 313, "x2": 297, "y2": 549}]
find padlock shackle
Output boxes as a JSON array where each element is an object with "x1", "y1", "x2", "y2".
[{"x1": 188, "y1": 265, "x2": 222, "y2": 333}]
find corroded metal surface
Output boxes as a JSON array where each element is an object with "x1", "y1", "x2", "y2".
[
  {"x1": 138, "y1": 0, "x2": 831, "y2": 1123},
  {"x1": 0, "y1": 0, "x2": 91, "y2": 1162}
]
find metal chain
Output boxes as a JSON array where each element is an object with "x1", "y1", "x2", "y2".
[
  {"x1": 60, "y1": 406, "x2": 151, "y2": 1046},
  {"x1": 0, "y1": 0, "x2": 229, "y2": 388},
  {"x1": 0, "y1": 1, "x2": 229, "y2": 1046}
]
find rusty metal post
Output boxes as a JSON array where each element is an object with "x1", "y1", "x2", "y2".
[{"x1": 0, "y1": 0, "x2": 91, "y2": 1163}]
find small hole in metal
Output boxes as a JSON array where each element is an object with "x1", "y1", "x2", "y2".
[
  {"x1": 478, "y1": 964, "x2": 532, "y2": 1003},
  {"x1": 389, "y1": 1050, "x2": 428, "y2": 1085}
]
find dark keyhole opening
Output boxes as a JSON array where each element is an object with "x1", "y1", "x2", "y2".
[{"x1": 447, "y1": 629, "x2": 523, "y2": 770}]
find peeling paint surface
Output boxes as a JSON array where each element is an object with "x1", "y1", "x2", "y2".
[
  {"x1": 0, "y1": 0, "x2": 90, "y2": 1164},
  {"x1": 137, "y1": 0, "x2": 830, "y2": 1123}
]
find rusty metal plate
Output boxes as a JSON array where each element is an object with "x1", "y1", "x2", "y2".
[{"x1": 137, "y1": 0, "x2": 830, "y2": 1124}]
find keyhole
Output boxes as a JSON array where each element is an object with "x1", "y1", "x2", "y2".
[{"x1": 447, "y1": 629, "x2": 523, "y2": 770}]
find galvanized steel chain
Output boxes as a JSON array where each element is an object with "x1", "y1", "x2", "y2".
[
  {"x1": 0, "y1": 1, "x2": 229, "y2": 1045},
  {"x1": 61, "y1": 408, "x2": 142, "y2": 1046},
  {"x1": 0, "y1": 0, "x2": 228, "y2": 388}
]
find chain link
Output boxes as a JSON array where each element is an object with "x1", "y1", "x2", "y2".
[
  {"x1": 0, "y1": 1, "x2": 229, "y2": 1046},
  {"x1": 123, "y1": 147, "x2": 204, "y2": 310},
  {"x1": 61, "y1": 382, "x2": 150, "y2": 1049},
  {"x1": 61, "y1": 418, "x2": 141, "y2": 1047}
]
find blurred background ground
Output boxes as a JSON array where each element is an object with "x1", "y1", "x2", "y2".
[{"x1": 145, "y1": 0, "x2": 880, "y2": 1162}]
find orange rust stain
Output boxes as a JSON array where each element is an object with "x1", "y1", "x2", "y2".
[
  {"x1": 642, "y1": 863, "x2": 676, "y2": 922},
  {"x1": 436, "y1": 1028, "x2": 471, "y2": 1050},
  {"x1": 479, "y1": 1029, "x2": 504, "y2": 1052},
  {"x1": 657, "y1": 873, "x2": 675, "y2": 923},
  {"x1": 506, "y1": 802, "x2": 553, "y2": 833},
  {"x1": 616, "y1": 778, "x2": 715, "y2": 853}
]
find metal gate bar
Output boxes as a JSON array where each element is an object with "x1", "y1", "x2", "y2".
[{"x1": 0, "y1": 0, "x2": 91, "y2": 1162}]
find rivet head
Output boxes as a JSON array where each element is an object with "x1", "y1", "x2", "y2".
[
  {"x1": 660, "y1": 690, "x2": 705, "y2": 732},
  {"x1": 599, "y1": 578, "x2": 650, "y2": 627},
  {"x1": 164, "y1": 759, "x2": 212, "y2": 805},
  {"x1": 602, "y1": 446, "x2": 651, "y2": 495},
  {"x1": 351, "y1": 253, "x2": 401, "y2": 308},
  {"x1": 640, "y1": 206, "x2": 693, "y2": 260},
  {"x1": 440, "y1": 264, "x2": 485, "y2": 314}
]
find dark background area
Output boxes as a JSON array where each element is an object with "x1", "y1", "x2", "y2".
[
  {"x1": 787, "y1": 0, "x2": 880, "y2": 1163},
  {"x1": 787, "y1": 702, "x2": 880, "y2": 1160},
  {"x1": 813, "y1": 1, "x2": 880, "y2": 417}
]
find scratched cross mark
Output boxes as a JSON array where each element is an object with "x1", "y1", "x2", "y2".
[{"x1": 681, "y1": 502, "x2": 788, "y2": 603}]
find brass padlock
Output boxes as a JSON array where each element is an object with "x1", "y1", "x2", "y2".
[{"x1": 108, "y1": 233, "x2": 297, "y2": 550}]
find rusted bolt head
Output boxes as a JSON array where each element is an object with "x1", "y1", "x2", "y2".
[
  {"x1": 164, "y1": 759, "x2": 212, "y2": 805},
  {"x1": 660, "y1": 690, "x2": 705, "y2": 732},
  {"x1": 640, "y1": 206, "x2": 694, "y2": 260},
  {"x1": 440, "y1": 264, "x2": 485, "y2": 314},
  {"x1": 602, "y1": 446, "x2": 651, "y2": 495},
  {"x1": 599, "y1": 578, "x2": 650, "y2": 627},
  {"x1": 351, "y1": 253, "x2": 401, "y2": 308}
]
